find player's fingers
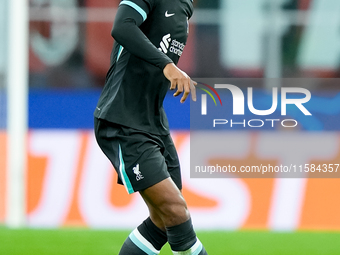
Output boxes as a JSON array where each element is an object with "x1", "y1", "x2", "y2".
[
  {"x1": 173, "y1": 89, "x2": 182, "y2": 97},
  {"x1": 180, "y1": 92, "x2": 190, "y2": 103},
  {"x1": 173, "y1": 83, "x2": 184, "y2": 97},
  {"x1": 170, "y1": 80, "x2": 177, "y2": 90},
  {"x1": 190, "y1": 79, "x2": 197, "y2": 102},
  {"x1": 180, "y1": 80, "x2": 191, "y2": 103}
]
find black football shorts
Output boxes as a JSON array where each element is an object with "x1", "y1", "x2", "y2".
[{"x1": 94, "y1": 118, "x2": 182, "y2": 194}]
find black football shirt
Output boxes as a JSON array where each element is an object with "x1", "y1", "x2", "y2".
[{"x1": 94, "y1": 0, "x2": 194, "y2": 135}]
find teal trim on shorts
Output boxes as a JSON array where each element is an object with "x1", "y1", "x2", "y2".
[
  {"x1": 117, "y1": 45, "x2": 124, "y2": 61},
  {"x1": 120, "y1": 0, "x2": 147, "y2": 21},
  {"x1": 119, "y1": 144, "x2": 134, "y2": 194}
]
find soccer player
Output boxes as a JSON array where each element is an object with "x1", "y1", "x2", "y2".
[{"x1": 94, "y1": 0, "x2": 208, "y2": 254}]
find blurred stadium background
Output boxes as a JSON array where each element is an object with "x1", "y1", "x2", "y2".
[{"x1": 1, "y1": 0, "x2": 340, "y2": 254}]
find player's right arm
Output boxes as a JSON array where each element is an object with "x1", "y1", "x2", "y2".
[
  {"x1": 111, "y1": 2, "x2": 173, "y2": 70},
  {"x1": 111, "y1": 1, "x2": 195, "y2": 103}
]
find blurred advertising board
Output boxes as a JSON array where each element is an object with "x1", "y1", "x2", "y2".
[
  {"x1": 0, "y1": 130, "x2": 340, "y2": 230},
  {"x1": 1, "y1": 84, "x2": 340, "y2": 230}
]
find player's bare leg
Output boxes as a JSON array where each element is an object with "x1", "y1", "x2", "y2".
[
  {"x1": 140, "y1": 177, "x2": 189, "y2": 227},
  {"x1": 119, "y1": 177, "x2": 208, "y2": 254}
]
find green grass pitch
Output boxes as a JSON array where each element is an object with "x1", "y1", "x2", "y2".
[{"x1": 1, "y1": 227, "x2": 340, "y2": 255}]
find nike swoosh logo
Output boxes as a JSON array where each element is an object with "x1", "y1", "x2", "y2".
[{"x1": 165, "y1": 11, "x2": 175, "y2": 17}]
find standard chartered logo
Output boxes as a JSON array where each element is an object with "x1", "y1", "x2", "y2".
[
  {"x1": 158, "y1": 33, "x2": 185, "y2": 57},
  {"x1": 159, "y1": 34, "x2": 171, "y2": 54}
]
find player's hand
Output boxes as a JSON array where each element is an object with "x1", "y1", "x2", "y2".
[{"x1": 163, "y1": 63, "x2": 197, "y2": 103}]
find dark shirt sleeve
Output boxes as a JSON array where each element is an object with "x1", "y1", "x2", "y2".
[{"x1": 111, "y1": 4, "x2": 174, "y2": 70}]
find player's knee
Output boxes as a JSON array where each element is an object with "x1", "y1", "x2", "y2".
[{"x1": 158, "y1": 197, "x2": 190, "y2": 226}]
